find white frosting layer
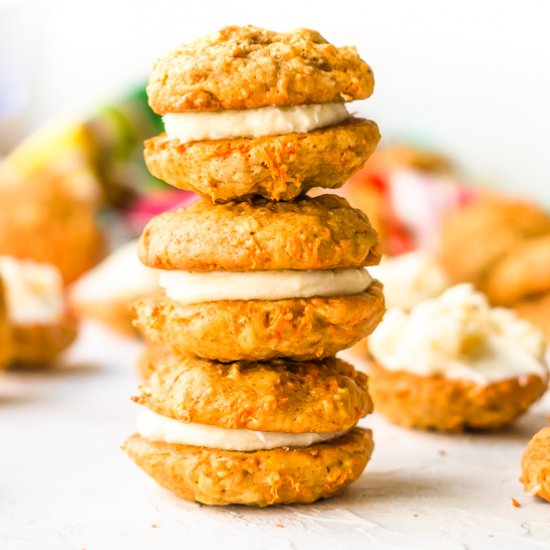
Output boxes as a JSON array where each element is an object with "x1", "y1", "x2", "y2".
[
  {"x1": 369, "y1": 284, "x2": 549, "y2": 385},
  {"x1": 70, "y1": 240, "x2": 159, "y2": 303},
  {"x1": 163, "y1": 102, "x2": 349, "y2": 142},
  {"x1": 0, "y1": 256, "x2": 64, "y2": 325},
  {"x1": 136, "y1": 408, "x2": 344, "y2": 451},
  {"x1": 369, "y1": 250, "x2": 449, "y2": 310},
  {"x1": 159, "y1": 268, "x2": 372, "y2": 304}
]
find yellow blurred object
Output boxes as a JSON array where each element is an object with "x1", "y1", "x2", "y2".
[{"x1": 0, "y1": 119, "x2": 105, "y2": 284}]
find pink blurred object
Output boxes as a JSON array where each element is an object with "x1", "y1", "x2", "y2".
[
  {"x1": 124, "y1": 189, "x2": 197, "y2": 233},
  {"x1": 388, "y1": 168, "x2": 478, "y2": 252}
]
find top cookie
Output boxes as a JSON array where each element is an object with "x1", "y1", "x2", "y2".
[{"x1": 148, "y1": 26, "x2": 374, "y2": 114}]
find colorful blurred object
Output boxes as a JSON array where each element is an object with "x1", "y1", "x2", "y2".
[
  {"x1": 341, "y1": 143, "x2": 477, "y2": 255},
  {"x1": 0, "y1": 85, "x2": 194, "y2": 285}
]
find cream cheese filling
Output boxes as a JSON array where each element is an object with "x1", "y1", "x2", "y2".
[
  {"x1": 159, "y1": 267, "x2": 372, "y2": 304},
  {"x1": 163, "y1": 102, "x2": 349, "y2": 142},
  {"x1": 369, "y1": 284, "x2": 549, "y2": 385},
  {"x1": 0, "y1": 256, "x2": 64, "y2": 325},
  {"x1": 136, "y1": 408, "x2": 345, "y2": 451}
]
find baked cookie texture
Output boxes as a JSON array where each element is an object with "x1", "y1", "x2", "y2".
[
  {"x1": 134, "y1": 354, "x2": 372, "y2": 433},
  {"x1": 145, "y1": 119, "x2": 380, "y2": 202},
  {"x1": 367, "y1": 362, "x2": 548, "y2": 432},
  {"x1": 486, "y1": 235, "x2": 550, "y2": 306},
  {"x1": 124, "y1": 428, "x2": 373, "y2": 507},
  {"x1": 520, "y1": 427, "x2": 550, "y2": 502},
  {"x1": 139, "y1": 194, "x2": 381, "y2": 271},
  {"x1": 11, "y1": 318, "x2": 78, "y2": 366},
  {"x1": 147, "y1": 26, "x2": 374, "y2": 113},
  {"x1": 134, "y1": 282, "x2": 384, "y2": 362},
  {"x1": 439, "y1": 198, "x2": 550, "y2": 287}
]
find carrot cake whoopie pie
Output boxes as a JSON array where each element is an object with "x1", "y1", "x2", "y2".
[
  {"x1": 124, "y1": 354, "x2": 374, "y2": 506},
  {"x1": 144, "y1": 26, "x2": 380, "y2": 202},
  {"x1": 125, "y1": 26, "x2": 384, "y2": 506},
  {"x1": 134, "y1": 195, "x2": 384, "y2": 362},
  {"x1": 368, "y1": 284, "x2": 548, "y2": 432}
]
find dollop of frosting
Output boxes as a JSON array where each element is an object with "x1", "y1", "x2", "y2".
[
  {"x1": 369, "y1": 284, "x2": 549, "y2": 385},
  {"x1": 0, "y1": 256, "x2": 64, "y2": 325}
]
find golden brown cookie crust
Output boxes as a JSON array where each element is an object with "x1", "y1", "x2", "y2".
[
  {"x1": 367, "y1": 361, "x2": 547, "y2": 432},
  {"x1": 144, "y1": 119, "x2": 380, "y2": 202},
  {"x1": 133, "y1": 282, "x2": 384, "y2": 362},
  {"x1": 520, "y1": 427, "x2": 550, "y2": 502},
  {"x1": 486, "y1": 235, "x2": 550, "y2": 306},
  {"x1": 123, "y1": 428, "x2": 373, "y2": 506},
  {"x1": 147, "y1": 26, "x2": 374, "y2": 114},
  {"x1": 133, "y1": 353, "x2": 372, "y2": 433},
  {"x1": 439, "y1": 198, "x2": 550, "y2": 287},
  {"x1": 139, "y1": 194, "x2": 381, "y2": 271},
  {"x1": 11, "y1": 318, "x2": 77, "y2": 367}
]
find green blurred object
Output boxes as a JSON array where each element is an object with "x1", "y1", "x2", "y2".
[{"x1": 84, "y1": 84, "x2": 166, "y2": 208}]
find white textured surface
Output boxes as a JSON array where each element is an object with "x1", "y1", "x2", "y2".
[{"x1": 1, "y1": 322, "x2": 549, "y2": 550}]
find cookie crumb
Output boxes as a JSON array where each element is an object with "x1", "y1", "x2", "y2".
[
  {"x1": 151, "y1": 524, "x2": 158, "y2": 528},
  {"x1": 275, "y1": 523, "x2": 284, "y2": 528},
  {"x1": 511, "y1": 498, "x2": 521, "y2": 508},
  {"x1": 438, "y1": 450, "x2": 447, "y2": 456}
]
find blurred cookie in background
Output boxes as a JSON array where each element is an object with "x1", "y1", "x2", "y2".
[
  {"x1": 69, "y1": 240, "x2": 159, "y2": 337},
  {"x1": 341, "y1": 143, "x2": 475, "y2": 255},
  {"x1": 367, "y1": 284, "x2": 549, "y2": 432},
  {"x1": 0, "y1": 124, "x2": 105, "y2": 285},
  {"x1": 515, "y1": 293, "x2": 550, "y2": 342},
  {"x1": 0, "y1": 277, "x2": 13, "y2": 370},
  {"x1": 439, "y1": 196, "x2": 550, "y2": 339},
  {"x1": 0, "y1": 256, "x2": 77, "y2": 367},
  {"x1": 350, "y1": 249, "x2": 451, "y2": 359},
  {"x1": 0, "y1": 86, "x2": 191, "y2": 289},
  {"x1": 439, "y1": 196, "x2": 550, "y2": 288}
]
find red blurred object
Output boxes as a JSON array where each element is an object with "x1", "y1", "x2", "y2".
[{"x1": 124, "y1": 189, "x2": 197, "y2": 233}]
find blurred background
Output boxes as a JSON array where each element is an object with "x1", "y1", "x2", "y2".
[
  {"x1": 0, "y1": 0, "x2": 549, "y2": 355},
  {"x1": 2, "y1": 0, "x2": 549, "y2": 203}
]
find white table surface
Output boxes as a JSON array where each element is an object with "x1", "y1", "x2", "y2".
[{"x1": 1, "y1": 321, "x2": 549, "y2": 550}]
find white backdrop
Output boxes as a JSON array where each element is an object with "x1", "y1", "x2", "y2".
[{"x1": 5, "y1": 0, "x2": 550, "y2": 203}]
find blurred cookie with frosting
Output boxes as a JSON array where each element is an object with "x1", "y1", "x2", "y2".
[
  {"x1": 367, "y1": 284, "x2": 548, "y2": 431},
  {"x1": 0, "y1": 257, "x2": 77, "y2": 367}
]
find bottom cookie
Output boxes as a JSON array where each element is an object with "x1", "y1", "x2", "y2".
[
  {"x1": 123, "y1": 428, "x2": 373, "y2": 506},
  {"x1": 368, "y1": 362, "x2": 547, "y2": 432}
]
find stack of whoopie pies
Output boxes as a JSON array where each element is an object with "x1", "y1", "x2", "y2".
[{"x1": 124, "y1": 26, "x2": 385, "y2": 506}]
